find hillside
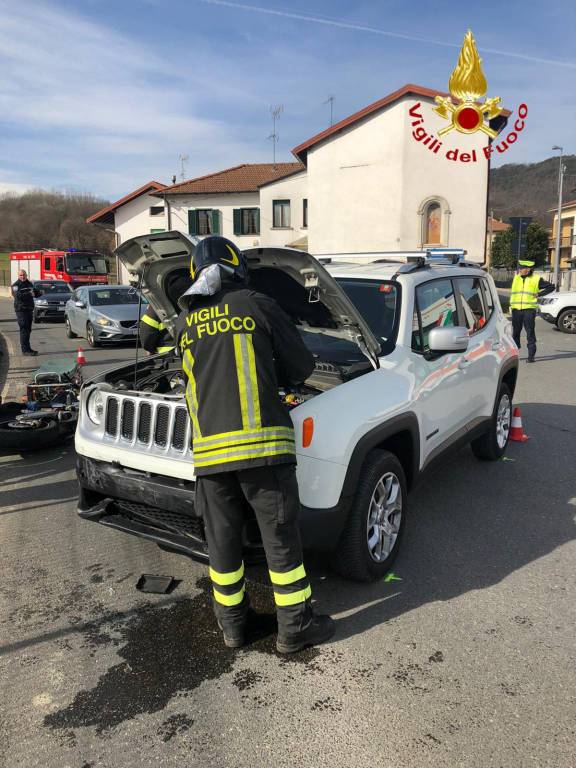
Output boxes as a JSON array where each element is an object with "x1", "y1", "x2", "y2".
[
  {"x1": 0, "y1": 190, "x2": 113, "y2": 255},
  {"x1": 489, "y1": 155, "x2": 576, "y2": 226}
]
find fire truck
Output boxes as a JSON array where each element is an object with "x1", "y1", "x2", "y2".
[{"x1": 10, "y1": 249, "x2": 109, "y2": 287}]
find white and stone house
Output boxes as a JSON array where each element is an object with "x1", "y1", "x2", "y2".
[{"x1": 88, "y1": 83, "x2": 509, "y2": 282}]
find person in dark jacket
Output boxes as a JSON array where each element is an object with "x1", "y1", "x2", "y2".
[
  {"x1": 177, "y1": 236, "x2": 334, "y2": 654},
  {"x1": 139, "y1": 305, "x2": 175, "y2": 355},
  {"x1": 11, "y1": 269, "x2": 39, "y2": 356},
  {"x1": 510, "y1": 260, "x2": 555, "y2": 363},
  {"x1": 139, "y1": 273, "x2": 191, "y2": 354}
]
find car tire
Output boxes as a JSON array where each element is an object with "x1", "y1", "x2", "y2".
[
  {"x1": 86, "y1": 322, "x2": 100, "y2": 347},
  {"x1": 65, "y1": 317, "x2": 77, "y2": 338},
  {"x1": 331, "y1": 449, "x2": 407, "y2": 582},
  {"x1": 0, "y1": 420, "x2": 60, "y2": 453},
  {"x1": 33, "y1": 313, "x2": 41, "y2": 324},
  {"x1": 470, "y1": 382, "x2": 512, "y2": 461},
  {"x1": 557, "y1": 309, "x2": 576, "y2": 334}
]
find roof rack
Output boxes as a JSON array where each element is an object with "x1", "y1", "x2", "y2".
[{"x1": 391, "y1": 248, "x2": 481, "y2": 279}]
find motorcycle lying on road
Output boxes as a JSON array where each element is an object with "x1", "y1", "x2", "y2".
[{"x1": 0, "y1": 359, "x2": 82, "y2": 453}]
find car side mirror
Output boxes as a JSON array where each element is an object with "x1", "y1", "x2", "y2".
[
  {"x1": 427, "y1": 326, "x2": 469, "y2": 355},
  {"x1": 75, "y1": 301, "x2": 86, "y2": 308}
]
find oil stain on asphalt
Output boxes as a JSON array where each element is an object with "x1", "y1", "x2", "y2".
[{"x1": 44, "y1": 577, "x2": 319, "y2": 735}]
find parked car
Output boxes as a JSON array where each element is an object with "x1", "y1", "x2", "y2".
[
  {"x1": 538, "y1": 291, "x2": 576, "y2": 333},
  {"x1": 33, "y1": 280, "x2": 73, "y2": 322},
  {"x1": 65, "y1": 285, "x2": 147, "y2": 347},
  {"x1": 74, "y1": 232, "x2": 518, "y2": 582}
]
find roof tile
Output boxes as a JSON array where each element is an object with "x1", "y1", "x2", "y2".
[{"x1": 158, "y1": 163, "x2": 303, "y2": 195}]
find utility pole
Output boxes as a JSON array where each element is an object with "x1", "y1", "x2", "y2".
[
  {"x1": 268, "y1": 105, "x2": 283, "y2": 167},
  {"x1": 323, "y1": 95, "x2": 335, "y2": 126},
  {"x1": 552, "y1": 145, "x2": 564, "y2": 288},
  {"x1": 179, "y1": 154, "x2": 189, "y2": 181}
]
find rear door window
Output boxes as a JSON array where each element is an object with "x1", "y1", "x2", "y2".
[{"x1": 412, "y1": 279, "x2": 458, "y2": 352}]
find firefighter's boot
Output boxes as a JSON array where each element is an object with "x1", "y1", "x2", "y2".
[
  {"x1": 276, "y1": 612, "x2": 335, "y2": 654},
  {"x1": 215, "y1": 595, "x2": 250, "y2": 649}
]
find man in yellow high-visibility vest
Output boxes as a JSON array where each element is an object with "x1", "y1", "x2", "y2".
[{"x1": 510, "y1": 260, "x2": 554, "y2": 363}]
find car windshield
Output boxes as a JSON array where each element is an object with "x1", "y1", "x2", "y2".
[
  {"x1": 336, "y1": 278, "x2": 399, "y2": 349},
  {"x1": 35, "y1": 281, "x2": 71, "y2": 294},
  {"x1": 66, "y1": 254, "x2": 108, "y2": 274},
  {"x1": 90, "y1": 289, "x2": 140, "y2": 306}
]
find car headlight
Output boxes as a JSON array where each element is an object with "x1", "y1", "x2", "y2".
[
  {"x1": 539, "y1": 297, "x2": 557, "y2": 305},
  {"x1": 35, "y1": 299, "x2": 48, "y2": 305},
  {"x1": 94, "y1": 313, "x2": 114, "y2": 326},
  {"x1": 86, "y1": 388, "x2": 105, "y2": 425}
]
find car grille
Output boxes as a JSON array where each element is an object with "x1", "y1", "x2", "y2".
[
  {"x1": 119, "y1": 320, "x2": 137, "y2": 329},
  {"x1": 104, "y1": 393, "x2": 191, "y2": 455},
  {"x1": 111, "y1": 498, "x2": 205, "y2": 540}
]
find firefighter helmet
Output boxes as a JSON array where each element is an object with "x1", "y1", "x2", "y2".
[{"x1": 191, "y1": 236, "x2": 248, "y2": 283}]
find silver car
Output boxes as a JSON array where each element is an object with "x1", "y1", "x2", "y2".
[{"x1": 65, "y1": 285, "x2": 147, "y2": 347}]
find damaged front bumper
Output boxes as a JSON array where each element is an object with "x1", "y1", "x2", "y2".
[{"x1": 76, "y1": 455, "x2": 348, "y2": 561}]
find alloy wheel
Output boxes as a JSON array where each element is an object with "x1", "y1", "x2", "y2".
[
  {"x1": 496, "y1": 393, "x2": 511, "y2": 449},
  {"x1": 366, "y1": 472, "x2": 402, "y2": 562}
]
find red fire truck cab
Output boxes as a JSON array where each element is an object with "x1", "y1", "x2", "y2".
[{"x1": 10, "y1": 249, "x2": 109, "y2": 287}]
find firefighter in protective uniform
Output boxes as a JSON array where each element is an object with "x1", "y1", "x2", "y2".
[
  {"x1": 510, "y1": 260, "x2": 554, "y2": 363},
  {"x1": 177, "y1": 236, "x2": 334, "y2": 653},
  {"x1": 140, "y1": 305, "x2": 175, "y2": 355}
]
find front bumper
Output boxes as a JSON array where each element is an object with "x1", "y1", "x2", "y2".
[
  {"x1": 35, "y1": 306, "x2": 66, "y2": 319},
  {"x1": 93, "y1": 325, "x2": 138, "y2": 343},
  {"x1": 538, "y1": 311, "x2": 557, "y2": 323},
  {"x1": 76, "y1": 455, "x2": 348, "y2": 561}
]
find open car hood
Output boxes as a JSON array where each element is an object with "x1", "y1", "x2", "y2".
[{"x1": 115, "y1": 230, "x2": 381, "y2": 367}]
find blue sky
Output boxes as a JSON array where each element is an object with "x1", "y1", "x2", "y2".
[{"x1": 0, "y1": 0, "x2": 574, "y2": 199}]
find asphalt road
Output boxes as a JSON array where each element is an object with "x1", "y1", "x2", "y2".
[{"x1": 1, "y1": 303, "x2": 575, "y2": 768}]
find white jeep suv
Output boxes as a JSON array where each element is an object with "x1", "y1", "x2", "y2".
[
  {"x1": 75, "y1": 232, "x2": 518, "y2": 582},
  {"x1": 538, "y1": 290, "x2": 576, "y2": 333}
]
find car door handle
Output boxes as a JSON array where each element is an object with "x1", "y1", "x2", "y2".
[{"x1": 458, "y1": 357, "x2": 472, "y2": 370}]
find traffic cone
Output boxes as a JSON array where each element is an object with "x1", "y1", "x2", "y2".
[
  {"x1": 509, "y1": 407, "x2": 529, "y2": 442},
  {"x1": 76, "y1": 347, "x2": 87, "y2": 366}
]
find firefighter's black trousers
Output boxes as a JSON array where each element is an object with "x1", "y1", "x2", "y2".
[
  {"x1": 512, "y1": 308, "x2": 537, "y2": 359},
  {"x1": 194, "y1": 464, "x2": 312, "y2": 637}
]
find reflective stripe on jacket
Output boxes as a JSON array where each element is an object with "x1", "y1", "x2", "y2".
[
  {"x1": 510, "y1": 273, "x2": 540, "y2": 310},
  {"x1": 139, "y1": 306, "x2": 175, "y2": 354},
  {"x1": 177, "y1": 285, "x2": 315, "y2": 476}
]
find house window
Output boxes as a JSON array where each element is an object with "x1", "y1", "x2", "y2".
[
  {"x1": 303, "y1": 199, "x2": 308, "y2": 228},
  {"x1": 273, "y1": 200, "x2": 291, "y2": 228},
  {"x1": 188, "y1": 209, "x2": 221, "y2": 236},
  {"x1": 149, "y1": 206, "x2": 165, "y2": 217},
  {"x1": 233, "y1": 208, "x2": 260, "y2": 236}
]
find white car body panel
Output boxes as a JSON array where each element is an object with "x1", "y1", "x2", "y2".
[{"x1": 75, "y1": 253, "x2": 518, "y2": 514}]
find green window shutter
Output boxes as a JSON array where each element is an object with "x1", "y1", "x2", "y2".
[
  {"x1": 255, "y1": 208, "x2": 260, "y2": 235},
  {"x1": 188, "y1": 210, "x2": 198, "y2": 235},
  {"x1": 233, "y1": 209, "x2": 242, "y2": 236},
  {"x1": 211, "y1": 210, "x2": 221, "y2": 234}
]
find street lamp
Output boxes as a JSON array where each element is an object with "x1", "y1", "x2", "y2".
[{"x1": 552, "y1": 145, "x2": 564, "y2": 288}]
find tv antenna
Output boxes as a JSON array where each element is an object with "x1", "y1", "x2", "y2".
[
  {"x1": 179, "y1": 154, "x2": 189, "y2": 181},
  {"x1": 324, "y1": 95, "x2": 335, "y2": 126},
  {"x1": 268, "y1": 105, "x2": 284, "y2": 167}
]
